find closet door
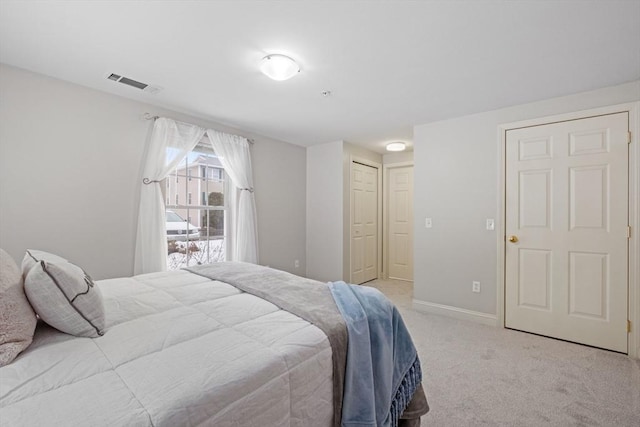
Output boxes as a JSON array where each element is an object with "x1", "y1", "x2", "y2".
[
  {"x1": 388, "y1": 166, "x2": 414, "y2": 281},
  {"x1": 351, "y1": 162, "x2": 378, "y2": 284}
]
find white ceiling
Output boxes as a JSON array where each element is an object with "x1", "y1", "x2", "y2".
[{"x1": 1, "y1": 1, "x2": 639, "y2": 153}]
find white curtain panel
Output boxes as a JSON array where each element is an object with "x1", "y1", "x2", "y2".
[
  {"x1": 134, "y1": 118, "x2": 205, "y2": 274},
  {"x1": 207, "y1": 130, "x2": 258, "y2": 263}
]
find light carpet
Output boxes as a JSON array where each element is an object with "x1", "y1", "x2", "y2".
[{"x1": 366, "y1": 279, "x2": 640, "y2": 427}]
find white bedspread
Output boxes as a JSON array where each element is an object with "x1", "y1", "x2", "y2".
[{"x1": 0, "y1": 270, "x2": 334, "y2": 426}]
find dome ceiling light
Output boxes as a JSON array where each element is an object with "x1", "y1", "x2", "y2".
[
  {"x1": 260, "y1": 54, "x2": 300, "y2": 81},
  {"x1": 386, "y1": 142, "x2": 406, "y2": 152}
]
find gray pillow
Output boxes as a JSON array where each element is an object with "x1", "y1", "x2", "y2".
[
  {"x1": 0, "y1": 249, "x2": 38, "y2": 366},
  {"x1": 21, "y1": 249, "x2": 68, "y2": 278},
  {"x1": 24, "y1": 260, "x2": 105, "y2": 337}
]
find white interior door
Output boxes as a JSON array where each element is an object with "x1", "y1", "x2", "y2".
[
  {"x1": 505, "y1": 112, "x2": 629, "y2": 353},
  {"x1": 351, "y1": 162, "x2": 378, "y2": 284},
  {"x1": 388, "y1": 166, "x2": 414, "y2": 281}
]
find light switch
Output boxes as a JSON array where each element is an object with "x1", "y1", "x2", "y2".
[
  {"x1": 425, "y1": 218, "x2": 432, "y2": 228},
  {"x1": 486, "y1": 219, "x2": 495, "y2": 230}
]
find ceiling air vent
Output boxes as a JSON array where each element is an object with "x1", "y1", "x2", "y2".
[{"x1": 106, "y1": 73, "x2": 162, "y2": 94}]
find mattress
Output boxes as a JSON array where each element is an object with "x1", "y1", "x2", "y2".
[{"x1": 0, "y1": 270, "x2": 334, "y2": 426}]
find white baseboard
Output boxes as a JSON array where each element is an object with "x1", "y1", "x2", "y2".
[{"x1": 412, "y1": 299, "x2": 498, "y2": 327}]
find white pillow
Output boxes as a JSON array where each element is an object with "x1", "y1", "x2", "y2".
[
  {"x1": 0, "y1": 249, "x2": 37, "y2": 366},
  {"x1": 21, "y1": 249, "x2": 68, "y2": 278},
  {"x1": 25, "y1": 260, "x2": 105, "y2": 337}
]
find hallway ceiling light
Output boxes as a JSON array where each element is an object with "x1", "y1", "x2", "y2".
[
  {"x1": 386, "y1": 142, "x2": 406, "y2": 152},
  {"x1": 260, "y1": 54, "x2": 300, "y2": 81}
]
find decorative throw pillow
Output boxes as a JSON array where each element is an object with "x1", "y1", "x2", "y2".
[
  {"x1": 24, "y1": 260, "x2": 105, "y2": 337},
  {"x1": 21, "y1": 249, "x2": 68, "y2": 278},
  {"x1": 0, "y1": 249, "x2": 37, "y2": 366}
]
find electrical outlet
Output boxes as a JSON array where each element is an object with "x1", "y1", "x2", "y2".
[
  {"x1": 472, "y1": 281, "x2": 481, "y2": 293},
  {"x1": 294, "y1": 259, "x2": 300, "y2": 269}
]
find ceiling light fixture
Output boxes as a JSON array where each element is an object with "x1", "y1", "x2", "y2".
[
  {"x1": 260, "y1": 54, "x2": 300, "y2": 81},
  {"x1": 386, "y1": 142, "x2": 406, "y2": 152}
]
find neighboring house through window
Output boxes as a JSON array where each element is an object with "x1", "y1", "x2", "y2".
[{"x1": 163, "y1": 143, "x2": 227, "y2": 270}]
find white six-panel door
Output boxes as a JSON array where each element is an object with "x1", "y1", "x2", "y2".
[
  {"x1": 505, "y1": 112, "x2": 629, "y2": 353},
  {"x1": 351, "y1": 162, "x2": 378, "y2": 284},
  {"x1": 388, "y1": 166, "x2": 414, "y2": 281}
]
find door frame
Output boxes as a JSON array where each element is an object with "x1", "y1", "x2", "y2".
[
  {"x1": 496, "y1": 102, "x2": 640, "y2": 358},
  {"x1": 382, "y1": 161, "x2": 414, "y2": 280},
  {"x1": 349, "y1": 156, "x2": 383, "y2": 283}
]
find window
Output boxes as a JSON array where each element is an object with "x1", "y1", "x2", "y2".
[
  {"x1": 165, "y1": 144, "x2": 227, "y2": 270},
  {"x1": 195, "y1": 165, "x2": 224, "y2": 181},
  {"x1": 210, "y1": 167, "x2": 223, "y2": 181}
]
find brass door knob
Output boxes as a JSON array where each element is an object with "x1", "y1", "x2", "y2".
[{"x1": 508, "y1": 235, "x2": 519, "y2": 243}]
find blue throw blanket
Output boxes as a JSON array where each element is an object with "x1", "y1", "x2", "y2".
[{"x1": 329, "y1": 281, "x2": 422, "y2": 427}]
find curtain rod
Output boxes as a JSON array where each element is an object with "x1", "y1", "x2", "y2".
[{"x1": 143, "y1": 112, "x2": 254, "y2": 144}]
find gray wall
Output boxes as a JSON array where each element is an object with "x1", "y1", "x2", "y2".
[
  {"x1": 413, "y1": 80, "x2": 640, "y2": 315},
  {"x1": 252, "y1": 136, "x2": 307, "y2": 274},
  {"x1": 383, "y1": 151, "x2": 413, "y2": 164},
  {"x1": 0, "y1": 64, "x2": 307, "y2": 279},
  {"x1": 306, "y1": 141, "x2": 344, "y2": 282}
]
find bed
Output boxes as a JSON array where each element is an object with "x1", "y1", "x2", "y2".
[{"x1": 0, "y1": 250, "x2": 428, "y2": 426}]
